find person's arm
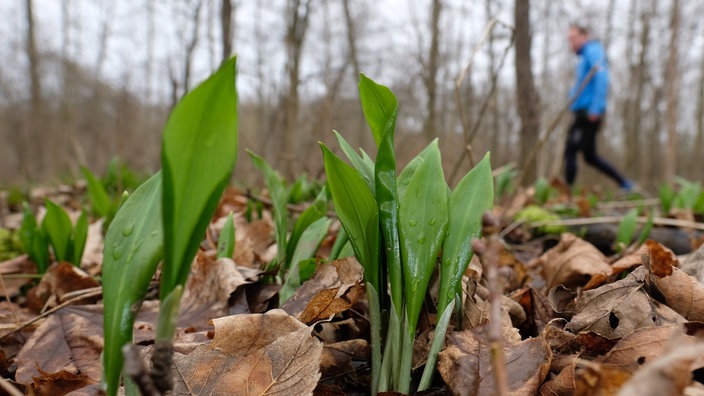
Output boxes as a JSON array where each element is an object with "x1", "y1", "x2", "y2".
[{"x1": 585, "y1": 44, "x2": 609, "y2": 120}]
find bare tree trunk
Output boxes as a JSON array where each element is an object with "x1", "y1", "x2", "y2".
[
  {"x1": 514, "y1": 0, "x2": 540, "y2": 185},
  {"x1": 422, "y1": 0, "x2": 442, "y2": 140},
  {"x1": 486, "y1": 0, "x2": 501, "y2": 162},
  {"x1": 342, "y1": 0, "x2": 361, "y2": 79},
  {"x1": 145, "y1": 0, "x2": 155, "y2": 102},
  {"x1": 23, "y1": 0, "x2": 41, "y2": 179},
  {"x1": 221, "y1": 0, "x2": 233, "y2": 64},
  {"x1": 664, "y1": 0, "x2": 680, "y2": 184},
  {"x1": 94, "y1": 2, "x2": 115, "y2": 79},
  {"x1": 695, "y1": 42, "x2": 704, "y2": 166},
  {"x1": 282, "y1": 0, "x2": 313, "y2": 177},
  {"x1": 603, "y1": 0, "x2": 616, "y2": 52}
]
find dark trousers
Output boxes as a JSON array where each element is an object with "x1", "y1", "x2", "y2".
[{"x1": 564, "y1": 111, "x2": 627, "y2": 187}]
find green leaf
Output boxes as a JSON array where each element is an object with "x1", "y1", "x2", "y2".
[
  {"x1": 359, "y1": 74, "x2": 398, "y2": 147},
  {"x1": 637, "y1": 211, "x2": 654, "y2": 247},
  {"x1": 161, "y1": 57, "x2": 238, "y2": 297},
  {"x1": 280, "y1": 216, "x2": 330, "y2": 303},
  {"x1": 329, "y1": 224, "x2": 349, "y2": 261},
  {"x1": 438, "y1": 153, "x2": 493, "y2": 313},
  {"x1": 217, "y1": 212, "x2": 235, "y2": 259},
  {"x1": 360, "y1": 75, "x2": 402, "y2": 314},
  {"x1": 247, "y1": 150, "x2": 289, "y2": 270},
  {"x1": 72, "y1": 210, "x2": 88, "y2": 266},
  {"x1": 321, "y1": 143, "x2": 381, "y2": 291},
  {"x1": 286, "y1": 186, "x2": 327, "y2": 265},
  {"x1": 20, "y1": 203, "x2": 49, "y2": 273},
  {"x1": 615, "y1": 208, "x2": 638, "y2": 252},
  {"x1": 398, "y1": 140, "x2": 448, "y2": 334},
  {"x1": 42, "y1": 199, "x2": 73, "y2": 262},
  {"x1": 102, "y1": 172, "x2": 164, "y2": 396},
  {"x1": 82, "y1": 166, "x2": 112, "y2": 218},
  {"x1": 397, "y1": 142, "x2": 437, "y2": 199},
  {"x1": 418, "y1": 299, "x2": 455, "y2": 391},
  {"x1": 333, "y1": 130, "x2": 375, "y2": 192}
]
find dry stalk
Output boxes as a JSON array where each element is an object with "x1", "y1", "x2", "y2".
[{"x1": 472, "y1": 212, "x2": 508, "y2": 396}]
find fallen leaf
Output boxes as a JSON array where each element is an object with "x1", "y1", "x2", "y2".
[
  {"x1": 25, "y1": 262, "x2": 100, "y2": 313},
  {"x1": 646, "y1": 261, "x2": 704, "y2": 322},
  {"x1": 28, "y1": 367, "x2": 95, "y2": 396},
  {"x1": 681, "y1": 243, "x2": 704, "y2": 285},
  {"x1": 0, "y1": 255, "x2": 36, "y2": 297},
  {"x1": 563, "y1": 267, "x2": 684, "y2": 339},
  {"x1": 320, "y1": 339, "x2": 369, "y2": 377},
  {"x1": 539, "y1": 357, "x2": 576, "y2": 396},
  {"x1": 596, "y1": 325, "x2": 680, "y2": 371},
  {"x1": 299, "y1": 282, "x2": 365, "y2": 325},
  {"x1": 15, "y1": 306, "x2": 103, "y2": 387},
  {"x1": 80, "y1": 219, "x2": 104, "y2": 275},
  {"x1": 437, "y1": 326, "x2": 552, "y2": 396},
  {"x1": 532, "y1": 233, "x2": 611, "y2": 290},
  {"x1": 645, "y1": 240, "x2": 678, "y2": 277},
  {"x1": 173, "y1": 309, "x2": 322, "y2": 395},
  {"x1": 573, "y1": 359, "x2": 632, "y2": 396},
  {"x1": 511, "y1": 286, "x2": 554, "y2": 337}
]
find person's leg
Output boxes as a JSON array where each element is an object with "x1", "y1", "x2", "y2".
[
  {"x1": 581, "y1": 118, "x2": 629, "y2": 187},
  {"x1": 564, "y1": 114, "x2": 582, "y2": 186}
]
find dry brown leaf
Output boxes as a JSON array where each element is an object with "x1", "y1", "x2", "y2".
[
  {"x1": 25, "y1": 262, "x2": 100, "y2": 313},
  {"x1": 282, "y1": 257, "x2": 364, "y2": 319},
  {"x1": 233, "y1": 215, "x2": 276, "y2": 268},
  {"x1": 647, "y1": 264, "x2": 704, "y2": 322},
  {"x1": 28, "y1": 367, "x2": 95, "y2": 396},
  {"x1": 596, "y1": 325, "x2": 680, "y2": 371},
  {"x1": 532, "y1": 233, "x2": 611, "y2": 290},
  {"x1": 539, "y1": 357, "x2": 576, "y2": 396},
  {"x1": 573, "y1": 359, "x2": 632, "y2": 396},
  {"x1": 511, "y1": 286, "x2": 554, "y2": 336},
  {"x1": 173, "y1": 309, "x2": 322, "y2": 395},
  {"x1": 645, "y1": 240, "x2": 678, "y2": 277},
  {"x1": 437, "y1": 326, "x2": 552, "y2": 396},
  {"x1": 564, "y1": 267, "x2": 684, "y2": 339},
  {"x1": 0, "y1": 255, "x2": 37, "y2": 297},
  {"x1": 15, "y1": 306, "x2": 103, "y2": 387},
  {"x1": 80, "y1": 219, "x2": 104, "y2": 275},
  {"x1": 617, "y1": 340, "x2": 704, "y2": 396},
  {"x1": 320, "y1": 339, "x2": 369, "y2": 377}
]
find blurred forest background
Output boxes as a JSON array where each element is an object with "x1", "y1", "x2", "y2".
[{"x1": 1, "y1": 0, "x2": 703, "y2": 190}]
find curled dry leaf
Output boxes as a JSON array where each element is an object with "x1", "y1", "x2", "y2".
[
  {"x1": 531, "y1": 233, "x2": 611, "y2": 290},
  {"x1": 644, "y1": 240, "x2": 678, "y2": 277},
  {"x1": 617, "y1": 339, "x2": 704, "y2": 396},
  {"x1": 172, "y1": 309, "x2": 322, "y2": 396},
  {"x1": 563, "y1": 267, "x2": 684, "y2": 339},
  {"x1": 25, "y1": 262, "x2": 100, "y2": 313},
  {"x1": 15, "y1": 306, "x2": 103, "y2": 387},
  {"x1": 320, "y1": 339, "x2": 369, "y2": 377},
  {"x1": 681, "y1": 243, "x2": 704, "y2": 285},
  {"x1": 437, "y1": 325, "x2": 552, "y2": 396},
  {"x1": 573, "y1": 359, "x2": 633, "y2": 396}
]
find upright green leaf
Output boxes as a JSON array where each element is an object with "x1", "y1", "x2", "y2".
[
  {"x1": 438, "y1": 153, "x2": 493, "y2": 314},
  {"x1": 102, "y1": 172, "x2": 164, "y2": 396},
  {"x1": 42, "y1": 199, "x2": 73, "y2": 262},
  {"x1": 279, "y1": 217, "x2": 331, "y2": 302},
  {"x1": 398, "y1": 140, "x2": 448, "y2": 334},
  {"x1": 333, "y1": 130, "x2": 375, "y2": 192},
  {"x1": 161, "y1": 57, "x2": 238, "y2": 297},
  {"x1": 286, "y1": 186, "x2": 327, "y2": 264},
  {"x1": 359, "y1": 75, "x2": 402, "y2": 314},
  {"x1": 321, "y1": 143, "x2": 381, "y2": 291},
  {"x1": 248, "y1": 150, "x2": 289, "y2": 270},
  {"x1": 615, "y1": 208, "x2": 638, "y2": 252},
  {"x1": 217, "y1": 211, "x2": 235, "y2": 259},
  {"x1": 359, "y1": 74, "x2": 397, "y2": 146},
  {"x1": 20, "y1": 203, "x2": 49, "y2": 273},
  {"x1": 72, "y1": 210, "x2": 88, "y2": 266},
  {"x1": 82, "y1": 166, "x2": 112, "y2": 218}
]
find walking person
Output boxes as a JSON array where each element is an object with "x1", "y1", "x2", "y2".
[{"x1": 564, "y1": 24, "x2": 633, "y2": 191}]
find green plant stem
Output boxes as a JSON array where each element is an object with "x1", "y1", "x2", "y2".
[
  {"x1": 398, "y1": 317, "x2": 413, "y2": 395},
  {"x1": 156, "y1": 285, "x2": 183, "y2": 342},
  {"x1": 367, "y1": 283, "x2": 383, "y2": 396},
  {"x1": 418, "y1": 298, "x2": 455, "y2": 391}
]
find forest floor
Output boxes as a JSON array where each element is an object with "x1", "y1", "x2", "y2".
[{"x1": 1, "y1": 180, "x2": 704, "y2": 395}]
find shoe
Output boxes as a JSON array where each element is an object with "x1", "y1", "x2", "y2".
[{"x1": 620, "y1": 180, "x2": 634, "y2": 192}]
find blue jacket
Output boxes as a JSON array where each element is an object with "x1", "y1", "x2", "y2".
[{"x1": 569, "y1": 40, "x2": 609, "y2": 117}]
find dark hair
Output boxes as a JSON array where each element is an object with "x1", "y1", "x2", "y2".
[{"x1": 569, "y1": 23, "x2": 589, "y2": 36}]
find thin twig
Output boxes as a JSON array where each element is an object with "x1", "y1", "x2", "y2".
[
  {"x1": 529, "y1": 215, "x2": 704, "y2": 231},
  {"x1": 451, "y1": 18, "x2": 515, "y2": 184},
  {"x1": 0, "y1": 272, "x2": 19, "y2": 324},
  {"x1": 0, "y1": 288, "x2": 103, "y2": 341},
  {"x1": 0, "y1": 376, "x2": 23, "y2": 396},
  {"x1": 472, "y1": 212, "x2": 508, "y2": 396}
]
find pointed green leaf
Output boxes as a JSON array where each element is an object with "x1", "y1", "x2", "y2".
[
  {"x1": 161, "y1": 57, "x2": 238, "y2": 297},
  {"x1": 82, "y1": 166, "x2": 112, "y2": 218},
  {"x1": 321, "y1": 143, "x2": 380, "y2": 290},
  {"x1": 286, "y1": 186, "x2": 327, "y2": 265},
  {"x1": 42, "y1": 199, "x2": 73, "y2": 262},
  {"x1": 247, "y1": 150, "x2": 289, "y2": 269},
  {"x1": 438, "y1": 153, "x2": 493, "y2": 313},
  {"x1": 615, "y1": 208, "x2": 638, "y2": 252},
  {"x1": 332, "y1": 130, "x2": 375, "y2": 192},
  {"x1": 637, "y1": 212, "x2": 655, "y2": 247},
  {"x1": 102, "y1": 172, "x2": 163, "y2": 396},
  {"x1": 20, "y1": 203, "x2": 50, "y2": 273},
  {"x1": 217, "y1": 212, "x2": 235, "y2": 259},
  {"x1": 398, "y1": 140, "x2": 448, "y2": 334},
  {"x1": 72, "y1": 210, "x2": 88, "y2": 266},
  {"x1": 359, "y1": 74, "x2": 398, "y2": 147},
  {"x1": 279, "y1": 217, "x2": 331, "y2": 302}
]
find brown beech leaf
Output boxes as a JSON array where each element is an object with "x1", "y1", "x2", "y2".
[
  {"x1": 647, "y1": 265, "x2": 704, "y2": 322},
  {"x1": 539, "y1": 357, "x2": 576, "y2": 396},
  {"x1": 573, "y1": 359, "x2": 632, "y2": 396},
  {"x1": 25, "y1": 262, "x2": 100, "y2": 313},
  {"x1": 617, "y1": 340, "x2": 704, "y2": 396},
  {"x1": 173, "y1": 309, "x2": 322, "y2": 395},
  {"x1": 15, "y1": 306, "x2": 103, "y2": 387},
  {"x1": 282, "y1": 257, "x2": 364, "y2": 319},
  {"x1": 28, "y1": 367, "x2": 95, "y2": 396},
  {"x1": 320, "y1": 339, "x2": 369, "y2": 377},
  {"x1": 681, "y1": 243, "x2": 704, "y2": 285},
  {"x1": 233, "y1": 215, "x2": 276, "y2": 268},
  {"x1": 0, "y1": 254, "x2": 37, "y2": 297},
  {"x1": 437, "y1": 326, "x2": 552, "y2": 396},
  {"x1": 532, "y1": 233, "x2": 611, "y2": 290},
  {"x1": 511, "y1": 286, "x2": 554, "y2": 336},
  {"x1": 645, "y1": 240, "x2": 678, "y2": 277},
  {"x1": 564, "y1": 267, "x2": 684, "y2": 339}
]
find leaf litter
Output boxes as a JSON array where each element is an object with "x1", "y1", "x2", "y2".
[{"x1": 2, "y1": 187, "x2": 704, "y2": 395}]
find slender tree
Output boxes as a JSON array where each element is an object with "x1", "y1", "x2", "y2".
[
  {"x1": 664, "y1": 0, "x2": 680, "y2": 184},
  {"x1": 422, "y1": 0, "x2": 442, "y2": 140},
  {"x1": 514, "y1": 0, "x2": 541, "y2": 184}
]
